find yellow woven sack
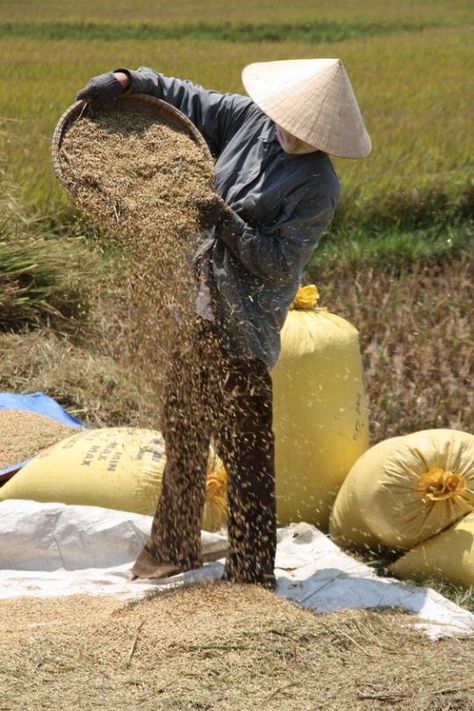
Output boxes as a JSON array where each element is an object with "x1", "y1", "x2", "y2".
[
  {"x1": 272, "y1": 285, "x2": 369, "y2": 529},
  {"x1": 330, "y1": 429, "x2": 474, "y2": 550},
  {"x1": 389, "y1": 512, "x2": 474, "y2": 588},
  {"x1": 0, "y1": 427, "x2": 226, "y2": 531},
  {"x1": 203, "y1": 455, "x2": 228, "y2": 532}
]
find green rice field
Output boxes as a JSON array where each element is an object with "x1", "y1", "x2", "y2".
[{"x1": 0, "y1": 0, "x2": 473, "y2": 229}]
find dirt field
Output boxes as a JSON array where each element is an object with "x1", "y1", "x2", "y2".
[{"x1": 0, "y1": 585, "x2": 473, "y2": 710}]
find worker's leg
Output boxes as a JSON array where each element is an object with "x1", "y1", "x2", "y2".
[
  {"x1": 132, "y1": 327, "x2": 213, "y2": 579},
  {"x1": 216, "y1": 358, "x2": 277, "y2": 589}
]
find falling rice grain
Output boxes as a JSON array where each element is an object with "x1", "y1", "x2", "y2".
[
  {"x1": 58, "y1": 100, "x2": 222, "y2": 567},
  {"x1": 59, "y1": 101, "x2": 215, "y2": 405}
]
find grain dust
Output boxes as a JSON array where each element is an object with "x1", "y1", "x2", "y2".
[{"x1": 0, "y1": 409, "x2": 76, "y2": 469}]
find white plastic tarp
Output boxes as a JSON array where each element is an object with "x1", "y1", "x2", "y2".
[{"x1": 0, "y1": 499, "x2": 473, "y2": 640}]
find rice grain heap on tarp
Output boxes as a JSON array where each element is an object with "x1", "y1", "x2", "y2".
[
  {"x1": 0, "y1": 410, "x2": 76, "y2": 470},
  {"x1": 59, "y1": 100, "x2": 214, "y2": 406}
]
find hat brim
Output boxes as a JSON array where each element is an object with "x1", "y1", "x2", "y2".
[{"x1": 242, "y1": 59, "x2": 372, "y2": 159}]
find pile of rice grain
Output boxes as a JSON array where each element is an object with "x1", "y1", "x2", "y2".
[
  {"x1": 60, "y1": 102, "x2": 214, "y2": 241},
  {"x1": 60, "y1": 101, "x2": 215, "y2": 405},
  {"x1": 0, "y1": 409, "x2": 76, "y2": 470}
]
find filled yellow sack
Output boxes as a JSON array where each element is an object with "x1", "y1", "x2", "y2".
[
  {"x1": 272, "y1": 285, "x2": 369, "y2": 529},
  {"x1": 0, "y1": 427, "x2": 226, "y2": 531},
  {"x1": 330, "y1": 429, "x2": 474, "y2": 550},
  {"x1": 389, "y1": 512, "x2": 474, "y2": 588}
]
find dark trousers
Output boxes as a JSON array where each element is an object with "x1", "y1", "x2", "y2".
[{"x1": 132, "y1": 318, "x2": 277, "y2": 586}]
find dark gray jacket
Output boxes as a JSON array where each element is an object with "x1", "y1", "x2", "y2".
[{"x1": 124, "y1": 68, "x2": 340, "y2": 367}]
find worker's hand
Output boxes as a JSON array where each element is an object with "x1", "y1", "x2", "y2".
[
  {"x1": 76, "y1": 71, "x2": 124, "y2": 103},
  {"x1": 197, "y1": 194, "x2": 233, "y2": 230}
]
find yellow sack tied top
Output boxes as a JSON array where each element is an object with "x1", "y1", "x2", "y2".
[
  {"x1": 289, "y1": 284, "x2": 320, "y2": 310},
  {"x1": 330, "y1": 428, "x2": 474, "y2": 551},
  {"x1": 193, "y1": 285, "x2": 369, "y2": 531}
]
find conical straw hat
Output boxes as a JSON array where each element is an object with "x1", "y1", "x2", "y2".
[{"x1": 242, "y1": 58, "x2": 371, "y2": 159}]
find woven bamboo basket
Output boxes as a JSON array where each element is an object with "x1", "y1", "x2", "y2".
[{"x1": 51, "y1": 93, "x2": 213, "y2": 199}]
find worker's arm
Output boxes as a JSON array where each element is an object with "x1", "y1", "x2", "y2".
[
  {"x1": 77, "y1": 68, "x2": 252, "y2": 155},
  {"x1": 76, "y1": 71, "x2": 125, "y2": 102},
  {"x1": 114, "y1": 67, "x2": 253, "y2": 155},
  {"x1": 204, "y1": 191, "x2": 337, "y2": 283}
]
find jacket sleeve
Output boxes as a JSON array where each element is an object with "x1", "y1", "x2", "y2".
[
  {"x1": 116, "y1": 66, "x2": 252, "y2": 155},
  {"x1": 216, "y1": 192, "x2": 337, "y2": 283}
]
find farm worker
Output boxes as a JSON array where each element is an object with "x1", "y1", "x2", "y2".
[{"x1": 77, "y1": 59, "x2": 371, "y2": 590}]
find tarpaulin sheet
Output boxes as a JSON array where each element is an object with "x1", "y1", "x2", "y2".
[
  {"x1": 0, "y1": 392, "x2": 84, "y2": 478},
  {"x1": 1, "y1": 499, "x2": 473, "y2": 640}
]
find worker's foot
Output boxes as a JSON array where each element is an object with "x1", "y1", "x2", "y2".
[
  {"x1": 262, "y1": 574, "x2": 277, "y2": 592},
  {"x1": 131, "y1": 562, "x2": 185, "y2": 581},
  {"x1": 131, "y1": 548, "x2": 186, "y2": 580}
]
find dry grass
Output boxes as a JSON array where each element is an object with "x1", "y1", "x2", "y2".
[
  {"x1": 1, "y1": 256, "x2": 471, "y2": 444},
  {"x1": 0, "y1": 185, "x2": 101, "y2": 332},
  {"x1": 0, "y1": 329, "x2": 159, "y2": 428},
  {"x1": 312, "y1": 254, "x2": 473, "y2": 443},
  {"x1": 0, "y1": 585, "x2": 472, "y2": 710}
]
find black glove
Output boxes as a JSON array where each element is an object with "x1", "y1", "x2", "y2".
[
  {"x1": 197, "y1": 194, "x2": 233, "y2": 230},
  {"x1": 76, "y1": 71, "x2": 124, "y2": 103}
]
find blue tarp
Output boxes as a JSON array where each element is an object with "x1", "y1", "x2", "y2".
[{"x1": 0, "y1": 392, "x2": 85, "y2": 479}]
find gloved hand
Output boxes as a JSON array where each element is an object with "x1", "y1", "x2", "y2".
[
  {"x1": 76, "y1": 71, "x2": 124, "y2": 103},
  {"x1": 197, "y1": 194, "x2": 234, "y2": 230}
]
